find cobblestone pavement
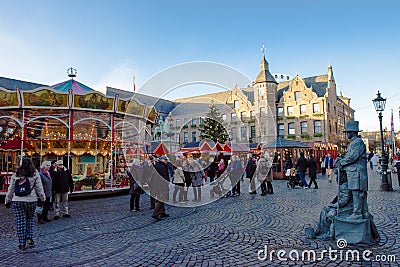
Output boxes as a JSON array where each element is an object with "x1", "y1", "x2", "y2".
[{"x1": 0, "y1": 169, "x2": 399, "y2": 267}]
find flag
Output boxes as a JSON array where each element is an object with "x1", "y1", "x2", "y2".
[
  {"x1": 133, "y1": 76, "x2": 136, "y2": 92},
  {"x1": 391, "y1": 109, "x2": 395, "y2": 143}
]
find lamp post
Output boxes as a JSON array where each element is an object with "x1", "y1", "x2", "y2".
[
  {"x1": 372, "y1": 91, "x2": 390, "y2": 191},
  {"x1": 166, "y1": 113, "x2": 175, "y2": 153}
]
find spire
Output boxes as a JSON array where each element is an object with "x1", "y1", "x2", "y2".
[
  {"x1": 260, "y1": 44, "x2": 269, "y2": 71},
  {"x1": 254, "y1": 44, "x2": 276, "y2": 85}
]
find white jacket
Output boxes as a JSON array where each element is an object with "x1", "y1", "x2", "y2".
[{"x1": 5, "y1": 170, "x2": 46, "y2": 203}]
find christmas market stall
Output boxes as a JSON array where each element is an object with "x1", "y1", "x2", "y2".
[{"x1": 263, "y1": 137, "x2": 312, "y2": 179}]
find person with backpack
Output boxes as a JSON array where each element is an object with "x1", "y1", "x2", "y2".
[
  {"x1": 256, "y1": 155, "x2": 273, "y2": 195},
  {"x1": 4, "y1": 157, "x2": 46, "y2": 251}
]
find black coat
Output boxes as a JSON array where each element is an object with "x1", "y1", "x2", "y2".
[
  {"x1": 308, "y1": 157, "x2": 318, "y2": 178},
  {"x1": 52, "y1": 167, "x2": 73, "y2": 193},
  {"x1": 245, "y1": 159, "x2": 257, "y2": 179},
  {"x1": 296, "y1": 156, "x2": 308, "y2": 173}
]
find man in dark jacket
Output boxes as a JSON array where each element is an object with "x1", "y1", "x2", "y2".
[
  {"x1": 52, "y1": 160, "x2": 74, "y2": 220},
  {"x1": 296, "y1": 152, "x2": 308, "y2": 188},
  {"x1": 152, "y1": 155, "x2": 170, "y2": 221},
  {"x1": 307, "y1": 154, "x2": 318, "y2": 189},
  {"x1": 246, "y1": 156, "x2": 257, "y2": 194}
]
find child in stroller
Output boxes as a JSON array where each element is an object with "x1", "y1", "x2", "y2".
[
  {"x1": 210, "y1": 173, "x2": 232, "y2": 197},
  {"x1": 286, "y1": 168, "x2": 305, "y2": 189}
]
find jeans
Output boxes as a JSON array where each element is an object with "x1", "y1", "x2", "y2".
[
  {"x1": 298, "y1": 172, "x2": 308, "y2": 187},
  {"x1": 54, "y1": 192, "x2": 69, "y2": 216},
  {"x1": 130, "y1": 194, "x2": 140, "y2": 210}
]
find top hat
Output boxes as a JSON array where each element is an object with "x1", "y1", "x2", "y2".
[{"x1": 344, "y1": 121, "x2": 362, "y2": 132}]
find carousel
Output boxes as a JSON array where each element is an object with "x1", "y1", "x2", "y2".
[{"x1": 0, "y1": 70, "x2": 157, "y2": 192}]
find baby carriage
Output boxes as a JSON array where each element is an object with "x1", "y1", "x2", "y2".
[
  {"x1": 210, "y1": 174, "x2": 232, "y2": 198},
  {"x1": 286, "y1": 168, "x2": 304, "y2": 189}
]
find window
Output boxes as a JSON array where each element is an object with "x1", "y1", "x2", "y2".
[
  {"x1": 231, "y1": 127, "x2": 236, "y2": 139},
  {"x1": 250, "y1": 126, "x2": 256, "y2": 138},
  {"x1": 234, "y1": 100, "x2": 239, "y2": 108},
  {"x1": 281, "y1": 74, "x2": 284, "y2": 79},
  {"x1": 287, "y1": 106, "x2": 294, "y2": 116},
  {"x1": 176, "y1": 134, "x2": 180, "y2": 144},
  {"x1": 191, "y1": 118, "x2": 196, "y2": 126},
  {"x1": 176, "y1": 119, "x2": 180, "y2": 127},
  {"x1": 241, "y1": 127, "x2": 247, "y2": 139},
  {"x1": 278, "y1": 124, "x2": 284, "y2": 136},
  {"x1": 314, "y1": 121, "x2": 322, "y2": 134},
  {"x1": 184, "y1": 118, "x2": 188, "y2": 126},
  {"x1": 277, "y1": 107, "x2": 283, "y2": 117},
  {"x1": 222, "y1": 114, "x2": 226, "y2": 121},
  {"x1": 300, "y1": 105, "x2": 307, "y2": 114},
  {"x1": 183, "y1": 132, "x2": 188, "y2": 143},
  {"x1": 301, "y1": 121, "x2": 308, "y2": 134},
  {"x1": 313, "y1": 103, "x2": 320, "y2": 113},
  {"x1": 260, "y1": 107, "x2": 265, "y2": 115},
  {"x1": 192, "y1": 131, "x2": 196, "y2": 142},
  {"x1": 250, "y1": 111, "x2": 255, "y2": 119},
  {"x1": 240, "y1": 111, "x2": 246, "y2": 120},
  {"x1": 288, "y1": 123, "x2": 295, "y2": 135},
  {"x1": 294, "y1": 92, "x2": 301, "y2": 100},
  {"x1": 199, "y1": 117, "x2": 204, "y2": 125},
  {"x1": 231, "y1": 112, "x2": 236, "y2": 120}
]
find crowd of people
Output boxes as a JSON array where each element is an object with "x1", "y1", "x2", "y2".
[
  {"x1": 5, "y1": 148, "x2": 399, "y2": 251},
  {"x1": 124, "y1": 153, "x2": 276, "y2": 221}
]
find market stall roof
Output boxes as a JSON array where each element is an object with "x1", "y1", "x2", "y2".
[
  {"x1": 213, "y1": 142, "x2": 224, "y2": 151},
  {"x1": 51, "y1": 79, "x2": 94, "y2": 94},
  {"x1": 223, "y1": 144, "x2": 232, "y2": 152},
  {"x1": 263, "y1": 137, "x2": 311, "y2": 149},
  {"x1": 182, "y1": 141, "x2": 201, "y2": 150},
  {"x1": 0, "y1": 137, "x2": 34, "y2": 151},
  {"x1": 230, "y1": 143, "x2": 250, "y2": 152},
  {"x1": 152, "y1": 142, "x2": 169, "y2": 156},
  {"x1": 249, "y1": 143, "x2": 262, "y2": 150}
]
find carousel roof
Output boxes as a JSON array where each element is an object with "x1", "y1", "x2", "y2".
[
  {"x1": 51, "y1": 79, "x2": 94, "y2": 94},
  {"x1": 263, "y1": 137, "x2": 311, "y2": 149}
]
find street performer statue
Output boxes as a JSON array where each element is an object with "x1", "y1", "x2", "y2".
[
  {"x1": 307, "y1": 121, "x2": 379, "y2": 245},
  {"x1": 335, "y1": 121, "x2": 369, "y2": 220}
]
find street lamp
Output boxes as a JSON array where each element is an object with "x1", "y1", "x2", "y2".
[{"x1": 372, "y1": 91, "x2": 391, "y2": 191}]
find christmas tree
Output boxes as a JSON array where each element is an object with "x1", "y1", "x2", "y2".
[{"x1": 199, "y1": 103, "x2": 229, "y2": 143}]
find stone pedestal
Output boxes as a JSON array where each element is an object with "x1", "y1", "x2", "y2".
[{"x1": 334, "y1": 217, "x2": 378, "y2": 245}]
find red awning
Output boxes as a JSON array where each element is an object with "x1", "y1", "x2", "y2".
[
  {"x1": 223, "y1": 144, "x2": 232, "y2": 152},
  {"x1": 0, "y1": 137, "x2": 34, "y2": 151},
  {"x1": 153, "y1": 142, "x2": 169, "y2": 155}
]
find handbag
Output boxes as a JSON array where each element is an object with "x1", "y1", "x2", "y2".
[{"x1": 35, "y1": 205, "x2": 43, "y2": 215}]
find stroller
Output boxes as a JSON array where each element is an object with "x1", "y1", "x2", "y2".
[
  {"x1": 286, "y1": 168, "x2": 304, "y2": 189},
  {"x1": 210, "y1": 174, "x2": 232, "y2": 198}
]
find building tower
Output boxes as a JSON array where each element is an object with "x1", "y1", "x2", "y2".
[{"x1": 253, "y1": 45, "x2": 278, "y2": 143}]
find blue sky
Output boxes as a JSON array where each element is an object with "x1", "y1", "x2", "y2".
[{"x1": 1, "y1": 0, "x2": 399, "y2": 131}]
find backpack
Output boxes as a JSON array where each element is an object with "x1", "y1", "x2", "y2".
[
  {"x1": 259, "y1": 162, "x2": 269, "y2": 176},
  {"x1": 15, "y1": 178, "x2": 33, "y2": 196}
]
